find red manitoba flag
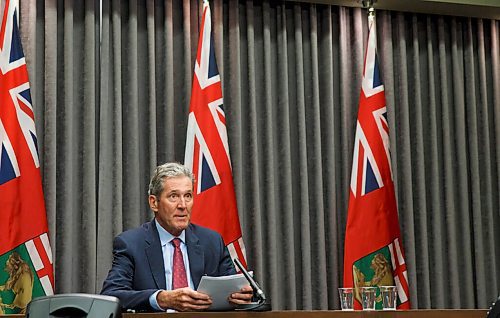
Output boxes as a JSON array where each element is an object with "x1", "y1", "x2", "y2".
[
  {"x1": 184, "y1": 1, "x2": 247, "y2": 267},
  {"x1": 0, "y1": 0, "x2": 54, "y2": 313},
  {"x1": 343, "y1": 14, "x2": 410, "y2": 310}
]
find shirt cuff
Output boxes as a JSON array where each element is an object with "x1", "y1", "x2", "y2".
[{"x1": 149, "y1": 290, "x2": 164, "y2": 311}]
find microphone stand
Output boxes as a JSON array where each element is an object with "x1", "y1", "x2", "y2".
[{"x1": 233, "y1": 259, "x2": 272, "y2": 312}]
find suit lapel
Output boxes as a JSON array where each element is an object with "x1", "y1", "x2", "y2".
[
  {"x1": 186, "y1": 225, "x2": 205, "y2": 289},
  {"x1": 145, "y1": 219, "x2": 167, "y2": 289}
]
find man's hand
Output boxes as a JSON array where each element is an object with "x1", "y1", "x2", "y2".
[
  {"x1": 157, "y1": 288, "x2": 212, "y2": 311},
  {"x1": 228, "y1": 285, "x2": 254, "y2": 305}
]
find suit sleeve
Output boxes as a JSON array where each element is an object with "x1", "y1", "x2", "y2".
[
  {"x1": 100, "y1": 235, "x2": 158, "y2": 312},
  {"x1": 218, "y1": 234, "x2": 237, "y2": 276}
]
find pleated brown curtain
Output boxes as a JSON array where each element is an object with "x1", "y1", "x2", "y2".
[{"x1": 19, "y1": 0, "x2": 499, "y2": 310}]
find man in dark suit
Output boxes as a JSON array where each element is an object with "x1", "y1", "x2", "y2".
[{"x1": 101, "y1": 162, "x2": 252, "y2": 312}]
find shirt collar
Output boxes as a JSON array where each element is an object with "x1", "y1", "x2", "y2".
[{"x1": 154, "y1": 219, "x2": 186, "y2": 247}]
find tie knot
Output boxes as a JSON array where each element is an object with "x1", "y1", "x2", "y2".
[{"x1": 171, "y1": 238, "x2": 182, "y2": 248}]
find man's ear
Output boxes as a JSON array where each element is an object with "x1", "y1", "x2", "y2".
[{"x1": 148, "y1": 195, "x2": 158, "y2": 211}]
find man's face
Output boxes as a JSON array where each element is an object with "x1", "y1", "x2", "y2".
[{"x1": 149, "y1": 176, "x2": 193, "y2": 236}]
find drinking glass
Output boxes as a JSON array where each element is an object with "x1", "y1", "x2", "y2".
[
  {"x1": 338, "y1": 287, "x2": 354, "y2": 311},
  {"x1": 379, "y1": 285, "x2": 397, "y2": 310},
  {"x1": 361, "y1": 286, "x2": 377, "y2": 310}
]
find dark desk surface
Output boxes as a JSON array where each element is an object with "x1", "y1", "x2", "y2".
[{"x1": 123, "y1": 309, "x2": 488, "y2": 318}]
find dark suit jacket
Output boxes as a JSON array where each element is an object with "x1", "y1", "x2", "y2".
[{"x1": 101, "y1": 219, "x2": 236, "y2": 311}]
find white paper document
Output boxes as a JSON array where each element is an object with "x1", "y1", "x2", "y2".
[{"x1": 197, "y1": 272, "x2": 252, "y2": 311}]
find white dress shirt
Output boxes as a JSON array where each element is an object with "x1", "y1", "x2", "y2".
[{"x1": 149, "y1": 220, "x2": 195, "y2": 311}]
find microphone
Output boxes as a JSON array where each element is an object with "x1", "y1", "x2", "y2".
[
  {"x1": 234, "y1": 259, "x2": 266, "y2": 301},
  {"x1": 233, "y1": 258, "x2": 271, "y2": 311}
]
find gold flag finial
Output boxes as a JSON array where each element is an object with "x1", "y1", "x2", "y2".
[{"x1": 361, "y1": 0, "x2": 376, "y2": 17}]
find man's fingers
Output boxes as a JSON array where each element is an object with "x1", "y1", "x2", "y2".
[
  {"x1": 229, "y1": 298, "x2": 250, "y2": 305},
  {"x1": 231, "y1": 292, "x2": 253, "y2": 300},
  {"x1": 187, "y1": 290, "x2": 211, "y2": 301},
  {"x1": 177, "y1": 294, "x2": 212, "y2": 311},
  {"x1": 158, "y1": 288, "x2": 215, "y2": 311},
  {"x1": 229, "y1": 290, "x2": 254, "y2": 305},
  {"x1": 240, "y1": 285, "x2": 253, "y2": 292},
  {"x1": 178, "y1": 303, "x2": 211, "y2": 312},
  {"x1": 182, "y1": 289, "x2": 212, "y2": 306},
  {"x1": 189, "y1": 295, "x2": 212, "y2": 305},
  {"x1": 189, "y1": 303, "x2": 212, "y2": 311}
]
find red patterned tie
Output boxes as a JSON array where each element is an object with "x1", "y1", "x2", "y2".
[{"x1": 171, "y1": 238, "x2": 188, "y2": 289}]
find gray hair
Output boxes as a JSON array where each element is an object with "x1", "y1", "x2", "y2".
[{"x1": 148, "y1": 162, "x2": 195, "y2": 197}]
